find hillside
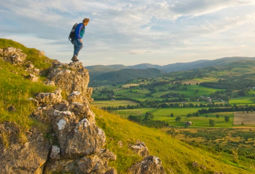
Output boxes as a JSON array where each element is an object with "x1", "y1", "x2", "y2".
[
  {"x1": 88, "y1": 57, "x2": 255, "y2": 87},
  {"x1": 94, "y1": 107, "x2": 255, "y2": 174},
  {"x1": 0, "y1": 38, "x2": 254, "y2": 174},
  {"x1": 90, "y1": 68, "x2": 162, "y2": 86}
]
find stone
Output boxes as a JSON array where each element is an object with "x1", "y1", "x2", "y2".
[
  {"x1": 130, "y1": 141, "x2": 149, "y2": 157},
  {"x1": 0, "y1": 123, "x2": 49, "y2": 174},
  {"x1": 50, "y1": 145, "x2": 61, "y2": 159},
  {"x1": 1, "y1": 47, "x2": 27, "y2": 64},
  {"x1": 100, "y1": 149, "x2": 117, "y2": 161},
  {"x1": 47, "y1": 62, "x2": 90, "y2": 99},
  {"x1": 105, "y1": 168, "x2": 118, "y2": 174},
  {"x1": 128, "y1": 156, "x2": 165, "y2": 174},
  {"x1": 62, "y1": 120, "x2": 106, "y2": 158},
  {"x1": 26, "y1": 73, "x2": 38, "y2": 82},
  {"x1": 68, "y1": 90, "x2": 83, "y2": 103},
  {"x1": 45, "y1": 154, "x2": 111, "y2": 174},
  {"x1": 45, "y1": 80, "x2": 55, "y2": 86},
  {"x1": 36, "y1": 90, "x2": 62, "y2": 105}
]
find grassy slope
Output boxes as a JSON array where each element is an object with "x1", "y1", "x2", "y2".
[
  {"x1": 93, "y1": 107, "x2": 254, "y2": 174},
  {"x1": 0, "y1": 39, "x2": 54, "y2": 131}
]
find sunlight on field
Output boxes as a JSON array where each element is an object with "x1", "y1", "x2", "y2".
[
  {"x1": 93, "y1": 100, "x2": 138, "y2": 108},
  {"x1": 234, "y1": 112, "x2": 255, "y2": 125},
  {"x1": 229, "y1": 98, "x2": 255, "y2": 104}
]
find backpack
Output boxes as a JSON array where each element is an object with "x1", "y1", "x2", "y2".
[{"x1": 68, "y1": 23, "x2": 78, "y2": 43}]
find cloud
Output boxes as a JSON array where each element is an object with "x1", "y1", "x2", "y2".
[{"x1": 1, "y1": 0, "x2": 255, "y2": 65}]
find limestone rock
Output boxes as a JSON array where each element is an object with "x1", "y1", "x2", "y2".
[
  {"x1": 1, "y1": 47, "x2": 27, "y2": 64},
  {"x1": 0, "y1": 123, "x2": 49, "y2": 174},
  {"x1": 68, "y1": 90, "x2": 83, "y2": 103},
  {"x1": 45, "y1": 154, "x2": 111, "y2": 174},
  {"x1": 63, "y1": 119, "x2": 106, "y2": 158},
  {"x1": 26, "y1": 73, "x2": 38, "y2": 82},
  {"x1": 50, "y1": 145, "x2": 61, "y2": 159},
  {"x1": 47, "y1": 62, "x2": 89, "y2": 98},
  {"x1": 130, "y1": 141, "x2": 149, "y2": 157},
  {"x1": 36, "y1": 90, "x2": 62, "y2": 105},
  {"x1": 128, "y1": 156, "x2": 165, "y2": 174}
]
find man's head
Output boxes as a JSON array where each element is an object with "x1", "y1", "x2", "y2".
[{"x1": 83, "y1": 18, "x2": 90, "y2": 26}]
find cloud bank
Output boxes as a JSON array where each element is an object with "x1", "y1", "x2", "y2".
[{"x1": 1, "y1": 0, "x2": 255, "y2": 65}]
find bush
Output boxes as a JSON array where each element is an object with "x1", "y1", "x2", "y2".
[
  {"x1": 209, "y1": 119, "x2": 215, "y2": 127},
  {"x1": 175, "y1": 116, "x2": 181, "y2": 122}
]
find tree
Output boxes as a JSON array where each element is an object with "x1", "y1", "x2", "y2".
[
  {"x1": 175, "y1": 116, "x2": 181, "y2": 122},
  {"x1": 144, "y1": 112, "x2": 154, "y2": 121},
  {"x1": 170, "y1": 113, "x2": 174, "y2": 117},
  {"x1": 209, "y1": 119, "x2": 215, "y2": 127},
  {"x1": 224, "y1": 116, "x2": 230, "y2": 122}
]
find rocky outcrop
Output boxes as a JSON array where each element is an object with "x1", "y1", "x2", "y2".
[
  {"x1": 0, "y1": 47, "x2": 116, "y2": 174},
  {"x1": 130, "y1": 141, "x2": 149, "y2": 157},
  {"x1": 129, "y1": 141, "x2": 165, "y2": 174},
  {"x1": 33, "y1": 61, "x2": 116, "y2": 173},
  {"x1": 128, "y1": 156, "x2": 165, "y2": 174},
  {"x1": 0, "y1": 47, "x2": 26, "y2": 64},
  {"x1": 0, "y1": 122, "x2": 49, "y2": 174}
]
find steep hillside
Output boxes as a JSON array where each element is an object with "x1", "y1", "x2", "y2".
[{"x1": 94, "y1": 107, "x2": 255, "y2": 174}]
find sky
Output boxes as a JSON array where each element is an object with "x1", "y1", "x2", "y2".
[{"x1": 1, "y1": 0, "x2": 255, "y2": 66}]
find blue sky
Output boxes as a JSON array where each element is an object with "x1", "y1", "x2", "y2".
[{"x1": 1, "y1": 0, "x2": 255, "y2": 65}]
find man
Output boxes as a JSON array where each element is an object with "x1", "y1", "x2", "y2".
[{"x1": 72, "y1": 18, "x2": 90, "y2": 62}]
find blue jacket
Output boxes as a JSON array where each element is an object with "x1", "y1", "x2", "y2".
[{"x1": 75, "y1": 23, "x2": 85, "y2": 39}]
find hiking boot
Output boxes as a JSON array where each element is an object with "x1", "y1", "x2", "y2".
[{"x1": 71, "y1": 55, "x2": 79, "y2": 62}]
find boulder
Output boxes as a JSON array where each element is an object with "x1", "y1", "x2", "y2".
[
  {"x1": 63, "y1": 119, "x2": 106, "y2": 158},
  {"x1": 130, "y1": 141, "x2": 149, "y2": 157},
  {"x1": 1, "y1": 47, "x2": 26, "y2": 64},
  {"x1": 0, "y1": 123, "x2": 49, "y2": 174},
  {"x1": 36, "y1": 90, "x2": 62, "y2": 105},
  {"x1": 26, "y1": 73, "x2": 38, "y2": 82},
  {"x1": 128, "y1": 156, "x2": 165, "y2": 174},
  {"x1": 45, "y1": 154, "x2": 111, "y2": 174},
  {"x1": 47, "y1": 62, "x2": 90, "y2": 98}
]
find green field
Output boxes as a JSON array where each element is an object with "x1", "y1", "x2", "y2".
[
  {"x1": 113, "y1": 107, "x2": 234, "y2": 128},
  {"x1": 93, "y1": 100, "x2": 138, "y2": 108},
  {"x1": 229, "y1": 97, "x2": 255, "y2": 104}
]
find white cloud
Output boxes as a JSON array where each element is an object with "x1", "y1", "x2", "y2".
[{"x1": 1, "y1": 0, "x2": 255, "y2": 65}]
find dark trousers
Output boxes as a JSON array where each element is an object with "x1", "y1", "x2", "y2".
[{"x1": 73, "y1": 39, "x2": 83, "y2": 57}]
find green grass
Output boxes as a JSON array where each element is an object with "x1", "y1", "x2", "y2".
[
  {"x1": 112, "y1": 108, "x2": 236, "y2": 128},
  {"x1": 93, "y1": 100, "x2": 138, "y2": 108},
  {"x1": 0, "y1": 38, "x2": 53, "y2": 71},
  {"x1": 94, "y1": 107, "x2": 254, "y2": 174},
  {"x1": 0, "y1": 38, "x2": 55, "y2": 131},
  {"x1": 0, "y1": 59, "x2": 54, "y2": 130},
  {"x1": 229, "y1": 97, "x2": 255, "y2": 104}
]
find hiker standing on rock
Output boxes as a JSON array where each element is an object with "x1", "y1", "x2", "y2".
[{"x1": 69, "y1": 18, "x2": 90, "y2": 62}]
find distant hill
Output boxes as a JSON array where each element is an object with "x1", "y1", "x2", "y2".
[
  {"x1": 87, "y1": 57, "x2": 255, "y2": 86},
  {"x1": 89, "y1": 68, "x2": 162, "y2": 86},
  {"x1": 87, "y1": 57, "x2": 255, "y2": 73}
]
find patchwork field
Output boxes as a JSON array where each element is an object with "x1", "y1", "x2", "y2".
[
  {"x1": 234, "y1": 112, "x2": 255, "y2": 125},
  {"x1": 92, "y1": 100, "x2": 138, "y2": 108}
]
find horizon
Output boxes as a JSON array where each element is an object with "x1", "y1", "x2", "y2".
[
  {"x1": 1, "y1": 1, "x2": 255, "y2": 66},
  {"x1": 85, "y1": 56, "x2": 255, "y2": 67}
]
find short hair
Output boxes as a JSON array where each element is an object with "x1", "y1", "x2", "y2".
[{"x1": 83, "y1": 18, "x2": 90, "y2": 23}]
